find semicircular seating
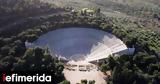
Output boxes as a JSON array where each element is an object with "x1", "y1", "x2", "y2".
[{"x1": 30, "y1": 28, "x2": 128, "y2": 62}]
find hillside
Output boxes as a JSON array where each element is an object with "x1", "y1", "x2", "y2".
[
  {"x1": 0, "y1": 0, "x2": 66, "y2": 33},
  {"x1": 0, "y1": 0, "x2": 160, "y2": 84},
  {"x1": 44, "y1": 0, "x2": 160, "y2": 31}
]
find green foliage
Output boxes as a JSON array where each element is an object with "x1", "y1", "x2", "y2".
[
  {"x1": 103, "y1": 52, "x2": 160, "y2": 84},
  {"x1": 0, "y1": 1, "x2": 159, "y2": 83},
  {"x1": 88, "y1": 80, "x2": 95, "y2": 84},
  {"x1": 10, "y1": 47, "x2": 64, "y2": 83},
  {"x1": 81, "y1": 79, "x2": 88, "y2": 84},
  {"x1": 0, "y1": 46, "x2": 10, "y2": 56},
  {"x1": 59, "y1": 80, "x2": 70, "y2": 84},
  {"x1": 11, "y1": 40, "x2": 26, "y2": 56},
  {"x1": 0, "y1": 56, "x2": 17, "y2": 71},
  {"x1": 0, "y1": 46, "x2": 65, "y2": 83},
  {"x1": 0, "y1": 0, "x2": 57, "y2": 17},
  {"x1": 107, "y1": 56, "x2": 118, "y2": 70},
  {"x1": 26, "y1": 34, "x2": 38, "y2": 42},
  {"x1": 0, "y1": 37, "x2": 5, "y2": 47},
  {"x1": 100, "y1": 63, "x2": 109, "y2": 72},
  {"x1": 12, "y1": 47, "x2": 58, "y2": 71}
]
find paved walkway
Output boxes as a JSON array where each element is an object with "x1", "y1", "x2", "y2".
[{"x1": 63, "y1": 61, "x2": 107, "y2": 84}]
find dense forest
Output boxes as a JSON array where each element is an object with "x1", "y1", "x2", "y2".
[
  {"x1": 0, "y1": 0, "x2": 66, "y2": 31},
  {"x1": 0, "y1": 0, "x2": 160, "y2": 84},
  {"x1": 51, "y1": 0, "x2": 160, "y2": 31}
]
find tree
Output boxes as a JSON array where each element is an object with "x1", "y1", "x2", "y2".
[
  {"x1": 26, "y1": 34, "x2": 38, "y2": 42},
  {"x1": 0, "y1": 37, "x2": 5, "y2": 47},
  {"x1": 100, "y1": 64, "x2": 109, "y2": 72},
  {"x1": 11, "y1": 40, "x2": 26, "y2": 56},
  {"x1": 11, "y1": 47, "x2": 65, "y2": 83},
  {"x1": 59, "y1": 80, "x2": 70, "y2": 84},
  {"x1": 0, "y1": 46, "x2": 10, "y2": 56},
  {"x1": 88, "y1": 80, "x2": 95, "y2": 84},
  {"x1": 95, "y1": 8, "x2": 101, "y2": 16},
  {"x1": 100, "y1": 23, "x2": 113, "y2": 32},
  {"x1": 0, "y1": 56, "x2": 17, "y2": 71},
  {"x1": 107, "y1": 56, "x2": 117, "y2": 70},
  {"x1": 3, "y1": 38, "x2": 12, "y2": 45},
  {"x1": 81, "y1": 79, "x2": 87, "y2": 84}
]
